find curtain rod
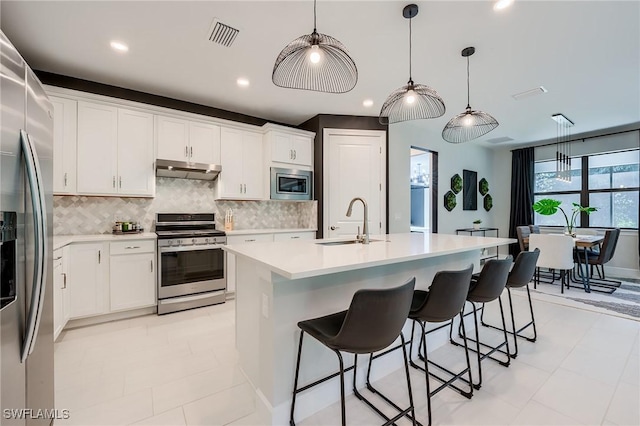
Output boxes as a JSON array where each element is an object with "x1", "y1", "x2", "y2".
[{"x1": 511, "y1": 127, "x2": 640, "y2": 152}]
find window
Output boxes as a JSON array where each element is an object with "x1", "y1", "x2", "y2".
[{"x1": 534, "y1": 149, "x2": 639, "y2": 228}]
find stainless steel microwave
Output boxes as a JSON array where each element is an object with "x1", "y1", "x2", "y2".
[{"x1": 270, "y1": 167, "x2": 313, "y2": 200}]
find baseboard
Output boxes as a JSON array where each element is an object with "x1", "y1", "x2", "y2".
[{"x1": 64, "y1": 306, "x2": 157, "y2": 330}]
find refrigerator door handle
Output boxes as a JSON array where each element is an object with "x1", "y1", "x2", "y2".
[{"x1": 19, "y1": 130, "x2": 48, "y2": 363}]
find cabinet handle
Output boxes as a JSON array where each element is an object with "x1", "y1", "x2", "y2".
[
  {"x1": 64, "y1": 172, "x2": 67, "y2": 187},
  {"x1": 239, "y1": 183, "x2": 242, "y2": 193},
  {"x1": 125, "y1": 246, "x2": 141, "y2": 249},
  {"x1": 293, "y1": 150, "x2": 297, "y2": 160},
  {"x1": 62, "y1": 273, "x2": 67, "y2": 289},
  {"x1": 245, "y1": 239, "x2": 256, "y2": 242},
  {"x1": 290, "y1": 149, "x2": 293, "y2": 159},
  {"x1": 119, "y1": 176, "x2": 122, "y2": 188},
  {"x1": 98, "y1": 250, "x2": 101, "y2": 264},
  {"x1": 291, "y1": 236, "x2": 300, "y2": 239},
  {"x1": 150, "y1": 260, "x2": 153, "y2": 272},
  {"x1": 112, "y1": 176, "x2": 116, "y2": 188},
  {"x1": 243, "y1": 184, "x2": 246, "y2": 193},
  {"x1": 53, "y1": 256, "x2": 62, "y2": 261},
  {"x1": 190, "y1": 146, "x2": 193, "y2": 158}
]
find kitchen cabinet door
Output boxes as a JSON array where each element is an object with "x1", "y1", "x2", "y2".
[
  {"x1": 110, "y1": 253, "x2": 156, "y2": 311},
  {"x1": 271, "y1": 132, "x2": 294, "y2": 164},
  {"x1": 77, "y1": 101, "x2": 118, "y2": 194},
  {"x1": 50, "y1": 96, "x2": 77, "y2": 194},
  {"x1": 290, "y1": 135, "x2": 313, "y2": 166},
  {"x1": 68, "y1": 243, "x2": 108, "y2": 319},
  {"x1": 219, "y1": 127, "x2": 245, "y2": 198},
  {"x1": 189, "y1": 121, "x2": 220, "y2": 164},
  {"x1": 117, "y1": 108, "x2": 154, "y2": 196},
  {"x1": 242, "y1": 131, "x2": 264, "y2": 199},
  {"x1": 53, "y1": 250, "x2": 64, "y2": 340},
  {"x1": 156, "y1": 115, "x2": 189, "y2": 161}
]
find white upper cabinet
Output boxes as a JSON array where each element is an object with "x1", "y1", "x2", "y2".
[
  {"x1": 77, "y1": 101, "x2": 155, "y2": 197},
  {"x1": 218, "y1": 127, "x2": 264, "y2": 200},
  {"x1": 264, "y1": 125, "x2": 314, "y2": 168},
  {"x1": 156, "y1": 115, "x2": 220, "y2": 164},
  {"x1": 77, "y1": 101, "x2": 119, "y2": 195},
  {"x1": 117, "y1": 108, "x2": 155, "y2": 196},
  {"x1": 156, "y1": 115, "x2": 189, "y2": 161},
  {"x1": 189, "y1": 121, "x2": 221, "y2": 164},
  {"x1": 50, "y1": 96, "x2": 77, "y2": 195}
]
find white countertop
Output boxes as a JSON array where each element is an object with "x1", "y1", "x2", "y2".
[
  {"x1": 53, "y1": 233, "x2": 157, "y2": 250},
  {"x1": 224, "y1": 228, "x2": 317, "y2": 236},
  {"x1": 224, "y1": 232, "x2": 515, "y2": 280}
]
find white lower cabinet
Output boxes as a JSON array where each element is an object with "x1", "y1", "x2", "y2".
[
  {"x1": 53, "y1": 248, "x2": 70, "y2": 340},
  {"x1": 110, "y1": 252, "x2": 155, "y2": 311},
  {"x1": 273, "y1": 231, "x2": 316, "y2": 241},
  {"x1": 66, "y1": 238, "x2": 157, "y2": 324},
  {"x1": 68, "y1": 242, "x2": 109, "y2": 319}
]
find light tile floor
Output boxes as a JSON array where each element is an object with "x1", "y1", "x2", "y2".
[{"x1": 54, "y1": 291, "x2": 639, "y2": 425}]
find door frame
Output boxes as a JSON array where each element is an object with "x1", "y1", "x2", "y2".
[{"x1": 322, "y1": 128, "x2": 387, "y2": 237}]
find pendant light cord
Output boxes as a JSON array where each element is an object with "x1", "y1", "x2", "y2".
[
  {"x1": 313, "y1": 0, "x2": 317, "y2": 31},
  {"x1": 408, "y1": 17, "x2": 413, "y2": 82},
  {"x1": 466, "y1": 56, "x2": 471, "y2": 109}
]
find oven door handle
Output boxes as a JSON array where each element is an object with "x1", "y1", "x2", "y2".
[{"x1": 160, "y1": 244, "x2": 225, "y2": 253}]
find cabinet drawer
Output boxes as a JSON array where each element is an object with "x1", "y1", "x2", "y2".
[
  {"x1": 227, "y1": 234, "x2": 274, "y2": 244},
  {"x1": 273, "y1": 232, "x2": 315, "y2": 241},
  {"x1": 110, "y1": 239, "x2": 155, "y2": 255}
]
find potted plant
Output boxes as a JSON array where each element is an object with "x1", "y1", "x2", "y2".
[
  {"x1": 532, "y1": 199, "x2": 598, "y2": 237},
  {"x1": 473, "y1": 219, "x2": 482, "y2": 230}
]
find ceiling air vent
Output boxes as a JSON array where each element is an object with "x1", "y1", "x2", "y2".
[
  {"x1": 512, "y1": 86, "x2": 548, "y2": 101},
  {"x1": 207, "y1": 18, "x2": 239, "y2": 47},
  {"x1": 486, "y1": 136, "x2": 514, "y2": 144}
]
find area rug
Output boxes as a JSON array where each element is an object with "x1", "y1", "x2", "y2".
[{"x1": 515, "y1": 276, "x2": 640, "y2": 320}]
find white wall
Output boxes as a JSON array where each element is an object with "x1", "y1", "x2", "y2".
[{"x1": 388, "y1": 121, "x2": 511, "y2": 240}]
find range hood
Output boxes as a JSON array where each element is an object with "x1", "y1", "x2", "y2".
[{"x1": 156, "y1": 159, "x2": 221, "y2": 181}]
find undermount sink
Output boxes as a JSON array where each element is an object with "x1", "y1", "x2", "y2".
[{"x1": 316, "y1": 239, "x2": 383, "y2": 246}]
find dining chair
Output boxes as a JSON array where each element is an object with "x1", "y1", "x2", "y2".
[
  {"x1": 574, "y1": 228, "x2": 622, "y2": 292},
  {"x1": 528, "y1": 234, "x2": 574, "y2": 294},
  {"x1": 528, "y1": 225, "x2": 540, "y2": 234},
  {"x1": 516, "y1": 226, "x2": 531, "y2": 252}
]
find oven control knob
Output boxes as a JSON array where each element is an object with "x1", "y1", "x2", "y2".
[
  {"x1": 205, "y1": 238, "x2": 210, "y2": 244},
  {"x1": 167, "y1": 240, "x2": 173, "y2": 246},
  {"x1": 192, "y1": 238, "x2": 197, "y2": 244},
  {"x1": 177, "y1": 239, "x2": 182, "y2": 246}
]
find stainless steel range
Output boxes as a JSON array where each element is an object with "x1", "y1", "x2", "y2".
[{"x1": 155, "y1": 213, "x2": 226, "y2": 314}]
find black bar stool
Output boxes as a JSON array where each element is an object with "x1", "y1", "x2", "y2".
[
  {"x1": 407, "y1": 265, "x2": 475, "y2": 426},
  {"x1": 481, "y1": 249, "x2": 539, "y2": 358},
  {"x1": 289, "y1": 278, "x2": 418, "y2": 426},
  {"x1": 451, "y1": 257, "x2": 512, "y2": 389}
]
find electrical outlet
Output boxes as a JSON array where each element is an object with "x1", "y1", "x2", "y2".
[{"x1": 261, "y1": 294, "x2": 269, "y2": 319}]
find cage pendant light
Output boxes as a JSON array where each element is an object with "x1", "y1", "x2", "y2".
[
  {"x1": 442, "y1": 47, "x2": 499, "y2": 143},
  {"x1": 272, "y1": 0, "x2": 357, "y2": 93},
  {"x1": 379, "y1": 4, "x2": 445, "y2": 125}
]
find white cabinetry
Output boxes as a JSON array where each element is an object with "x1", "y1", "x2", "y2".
[
  {"x1": 273, "y1": 231, "x2": 316, "y2": 241},
  {"x1": 225, "y1": 233, "x2": 274, "y2": 294},
  {"x1": 218, "y1": 127, "x2": 263, "y2": 199},
  {"x1": 156, "y1": 115, "x2": 220, "y2": 164},
  {"x1": 68, "y1": 242, "x2": 109, "y2": 319},
  {"x1": 53, "y1": 248, "x2": 70, "y2": 340},
  {"x1": 264, "y1": 126, "x2": 314, "y2": 167},
  {"x1": 109, "y1": 240, "x2": 156, "y2": 311},
  {"x1": 77, "y1": 101, "x2": 154, "y2": 197},
  {"x1": 50, "y1": 96, "x2": 77, "y2": 195},
  {"x1": 77, "y1": 102, "x2": 118, "y2": 195}
]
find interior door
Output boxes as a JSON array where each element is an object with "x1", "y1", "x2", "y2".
[{"x1": 324, "y1": 129, "x2": 386, "y2": 238}]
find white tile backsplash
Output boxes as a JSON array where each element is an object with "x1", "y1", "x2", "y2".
[{"x1": 53, "y1": 178, "x2": 317, "y2": 235}]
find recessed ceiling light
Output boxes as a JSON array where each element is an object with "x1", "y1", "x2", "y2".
[
  {"x1": 110, "y1": 41, "x2": 129, "y2": 52},
  {"x1": 237, "y1": 78, "x2": 250, "y2": 87},
  {"x1": 494, "y1": 0, "x2": 514, "y2": 11},
  {"x1": 362, "y1": 99, "x2": 374, "y2": 107}
]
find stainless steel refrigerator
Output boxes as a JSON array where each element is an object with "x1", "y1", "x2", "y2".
[{"x1": 0, "y1": 30, "x2": 55, "y2": 426}]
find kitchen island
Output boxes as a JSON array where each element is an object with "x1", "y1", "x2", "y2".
[{"x1": 223, "y1": 232, "x2": 515, "y2": 425}]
